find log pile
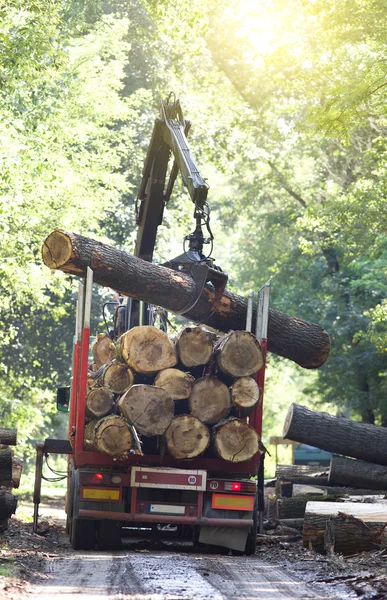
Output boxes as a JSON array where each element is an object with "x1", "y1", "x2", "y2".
[
  {"x1": 84, "y1": 325, "x2": 263, "y2": 463},
  {"x1": 0, "y1": 428, "x2": 23, "y2": 531},
  {"x1": 270, "y1": 402, "x2": 387, "y2": 554}
]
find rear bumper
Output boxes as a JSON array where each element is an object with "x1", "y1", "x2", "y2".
[{"x1": 78, "y1": 509, "x2": 253, "y2": 528}]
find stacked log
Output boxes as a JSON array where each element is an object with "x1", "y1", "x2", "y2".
[
  {"x1": 0, "y1": 429, "x2": 22, "y2": 530},
  {"x1": 83, "y1": 324, "x2": 263, "y2": 463},
  {"x1": 279, "y1": 403, "x2": 387, "y2": 554}
]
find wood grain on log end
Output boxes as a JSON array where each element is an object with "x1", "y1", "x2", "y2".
[
  {"x1": 118, "y1": 384, "x2": 174, "y2": 436},
  {"x1": 154, "y1": 368, "x2": 194, "y2": 400},
  {"x1": 42, "y1": 229, "x2": 73, "y2": 269},
  {"x1": 189, "y1": 377, "x2": 231, "y2": 424},
  {"x1": 165, "y1": 415, "x2": 210, "y2": 459},
  {"x1": 213, "y1": 418, "x2": 260, "y2": 463}
]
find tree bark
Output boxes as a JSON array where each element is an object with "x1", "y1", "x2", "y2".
[
  {"x1": 303, "y1": 500, "x2": 387, "y2": 554},
  {"x1": 231, "y1": 377, "x2": 260, "y2": 417},
  {"x1": 84, "y1": 415, "x2": 134, "y2": 457},
  {"x1": 213, "y1": 418, "x2": 260, "y2": 463},
  {"x1": 41, "y1": 230, "x2": 331, "y2": 369},
  {"x1": 86, "y1": 387, "x2": 114, "y2": 420},
  {"x1": 189, "y1": 377, "x2": 231, "y2": 424},
  {"x1": 154, "y1": 368, "x2": 194, "y2": 400},
  {"x1": 117, "y1": 384, "x2": 174, "y2": 436},
  {"x1": 0, "y1": 429, "x2": 17, "y2": 446},
  {"x1": 116, "y1": 326, "x2": 177, "y2": 375},
  {"x1": 216, "y1": 331, "x2": 263, "y2": 377},
  {"x1": 276, "y1": 464, "x2": 329, "y2": 486},
  {"x1": 276, "y1": 495, "x2": 336, "y2": 520},
  {"x1": 92, "y1": 333, "x2": 115, "y2": 369},
  {"x1": 0, "y1": 449, "x2": 12, "y2": 482},
  {"x1": 175, "y1": 326, "x2": 214, "y2": 367},
  {"x1": 329, "y1": 455, "x2": 387, "y2": 490},
  {"x1": 11, "y1": 458, "x2": 23, "y2": 489},
  {"x1": 165, "y1": 415, "x2": 210, "y2": 459},
  {"x1": 283, "y1": 403, "x2": 387, "y2": 465}
]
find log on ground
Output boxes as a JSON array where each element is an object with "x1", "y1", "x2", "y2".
[
  {"x1": 41, "y1": 230, "x2": 330, "y2": 369},
  {"x1": 284, "y1": 403, "x2": 387, "y2": 465},
  {"x1": 189, "y1": 377, "x2": 231, "y2": 424},
  {"x1": 329, "y1": 454, "x2": 387, "y2": 490},
  {"x1": 0, "y1": 449, "x2": 13, "y2": 482},
  {"x1": 176, "y1": 326, "x2": 214, "y2": 367},
  {"x1": 213, "y1": 418, "x2": 260, "y2": 463},
  {"x1": 118, "y1": 384, "x2": 174, "y2": 436},
  {"x1": 216, "y1": 331, "x2": 263, "y2": 377},
  {"x1": 0, "y1": 491, "x2": 17, "y2": 520},
  {"x1": 303, "y1": 500, "x2": 387, "y2": 554},
  {"x1": 84, "y1": 415, "x2": 134, "y2": 457},
  {"x1": 165, "y1": 415, "x2": 210, "y2": 459},
  {"x1": 0, "y1": 429, "x2": 17, "y2": 446},
  {"x1": 116, "y1": 326, "x2": 177, "y2": 375},
  {"x1": 154, "y1": 368, "x2": 194, "y2": 400}
]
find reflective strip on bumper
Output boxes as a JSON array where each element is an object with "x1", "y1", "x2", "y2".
[
  {"x1": 81, "y1": 487, "x2": 121, "y2": 501},
  {"x1": 212, "y1": 494, "x2": 254, "y2": 511}
]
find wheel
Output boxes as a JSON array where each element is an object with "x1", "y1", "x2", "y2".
[
  {"x1": 244, "y1": 489, "x2": 259, "y2": 556},
  {"x1": 96, "y1": 519, "x2": 122, "y2": 550},
  {"x1": 71, "y1": 517, "x2": 97, "y2": 550},
  {"x1": 69, "y1": 468, "x2": 97, "y2": 550}
]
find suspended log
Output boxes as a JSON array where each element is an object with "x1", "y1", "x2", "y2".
[
  {"x1": 92, "y1": 333, "x2": 115, "y2": 369},
  {"x1": 84, "y1": 415, "x2": 134, "y2": 457},
  {"x1": 189, "y1": 377, "x2": 231, "y2": 424},
  {"x1": 328, "y1": 455, "x2": 387, "y2": 490},
  {"x1": 231, "y1": 377, "x2": 260, "y2": 417},
  {"x1": 175, "y1": 326, "x2": 214, "y2": 367},
  {"x1": 213, "y1": 418, "x2": 260, "y2": 463},
  {"x1": 216, "y1": 331, "x2": 263, "y2": 377},
  {"x1": 41, "y1": 230, "x2": 330, "y2": 369},
  {"x1": 116, "y1": 326, "x2": 177, "y2": 375},
  {"x1": 0, "y1": 429, "x2": 17, "y2": 446},
  {"x1": 154, "y1": 368, "x2": 194, "y2": 400},
  {"x1": 0, "y1": 491, "x2": 17, "y2": 520},
  {"x1": 86, "y1": 387, "x2": 114, "y2": 419},
  {"x1": 283, "y1": 403, "x2": 387, "y2": 465},
  {"x1": 100, "y1": 362, "x2": 134, "y2": 394},
  {"x1": 165, "y1": 415, "x2": 210, "y2": 459},
  {"x1": 276, "y1": 464, "x2": 329, "y2": 487},
  {"x1": 117, "y1": 384, "x2": 174, "y2": 436},
  {"x1": 303, "y1": 501, "x2": 387, "y2": 554}
]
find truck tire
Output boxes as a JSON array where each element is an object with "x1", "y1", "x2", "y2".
[
  {"x1": 243, "y1": 507, "x2": 258, "y2": 555},
  {"x1": 70, "y1": 469, "x2": 97, "y2": 550},
  {"x1": 97, "y1": 519, "x2": 122, "y2": 550},
  {"x1": 71, "y1": 517, "x2": 97, "y2": 550}
]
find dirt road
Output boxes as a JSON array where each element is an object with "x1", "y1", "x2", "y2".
[{"x1": 27, "y1": 546, "x2": 352, "y2": 600}]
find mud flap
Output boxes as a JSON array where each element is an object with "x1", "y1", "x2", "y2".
[{"x1": 199, "y1": 526, "x2": 248, "y2": 552}]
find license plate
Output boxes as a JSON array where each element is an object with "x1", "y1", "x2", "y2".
[
  {"x1": 212, "y1": 494, "x2": 254, "y2": 511},
  {"x1": 147, "y1": 504, "x2": 185, "y2": 515}
]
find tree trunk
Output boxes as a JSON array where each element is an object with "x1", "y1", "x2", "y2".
[
  {"x1": 303, "y1": 501, "x2": 387, "y2": 554},
  {"x1": 92, "y1": 333, "x2": 115, "y2": 369},
  {"x1": 175, "y1": 326, "x2": 214, "y2": 367},
  {"x1": 116, "y1": 326, "x2": 177, "y2": 375},
  {"x1": 216, "y1": 331, "x2": 263, "y2": 377},
  {"x1": 86, "y1": 387, "x2": 114, "y2": 420},
  {"x1": 0, "y1": 449, "x2": 13, "y2": 482},
  {"x1": 283, "y1": 403, "x2": 387, "y2": 465},
  {"x1": 41, "y1": 230, "x2": 331, "y2": 369},
  {"x1": 276, "y1": 495, "x2": 336, "y2": 520},
  {"x1": 276, "y1": 464, "x2": 329, "y2": 487},
  {"x1": 0, "y1": 491, "x2": 17, "y2": 520},
  {"x1": 231, "y1": 377, "x2": 260, "y2": 417},
  {"x1": 329, "y1": 454, "x2": 387, "y2": 490},
  {"x1": 117, "y1": 384, "x2": 174, "y2": 436},
  {"x1": 99, "y1": 362, "x2": 134, "y2": 394},
  {"x1": 0, "y1": 429, "x2": 17, "y2": 446},
  {"x1": 84, "y1": 415, "x2": 134, "y2": 457},
  {"x1": 189, "y1": 377, "x2": 231, "y2": 424},
  {"x1": 165, "y1": 415, "x2": 210, "y2": 459},
  {"x1": 213, "y1": 418, "x2": 260, "y2": 463},
  {"x1": 154, "y1": 368, "x2": 194, "y2": 400}
]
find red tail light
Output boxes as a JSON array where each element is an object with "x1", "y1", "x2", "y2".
[
  {"x1": 95, "y1": 473, "x2": 103, "y2": 480},
  {"x1": 231, "y1": 482, "x2": 241, "y2": 491}
]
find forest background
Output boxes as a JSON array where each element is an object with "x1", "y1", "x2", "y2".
[{"x1": 2, "y1": 0, "x2": 387, "y2": 478}]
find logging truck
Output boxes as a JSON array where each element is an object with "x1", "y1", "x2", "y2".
[{"x1": 34, "y1": 95, "x2": 328, "y2": 553}]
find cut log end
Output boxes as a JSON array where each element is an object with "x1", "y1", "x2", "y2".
[
  {"x1": 282, "y1": 403, "x2": 295, "y2": 439},
  {"x1": 86, "y1": 415, "x2": 134, "y2": 457},
  {"x1": 189, "y1": 377, "x2": 231, "y2": 424},
  {"x1": 118, "y1": 326, "x2": 177, "y2": 375},
  {"x1": 176, "y1": 326, "x2": 214, "y2": 367},
  {"x1": 165, "y1": 415, "x2": 210, "y2": 459},
  {"x1": 231, "y1": 377, "x2": 260, "y2": 415},
  {"x1": 154, "y1": 368, "x2": 194, "y2": 400},
  {"x1": 213, "y1": 419, "x2": 260, "y2": 463},
  {"x1": 216, "y1": 331, "x2": 263, "y2": 378},
  {"x1": 41, "y1": 229, "x2": 72, "y2": 269},
  {"x1": 86, "y1": 387, "x2": 114, "y2": 419},
  {"x1": 118, "y1": 384, "x2": 174, "y2": 437}
]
